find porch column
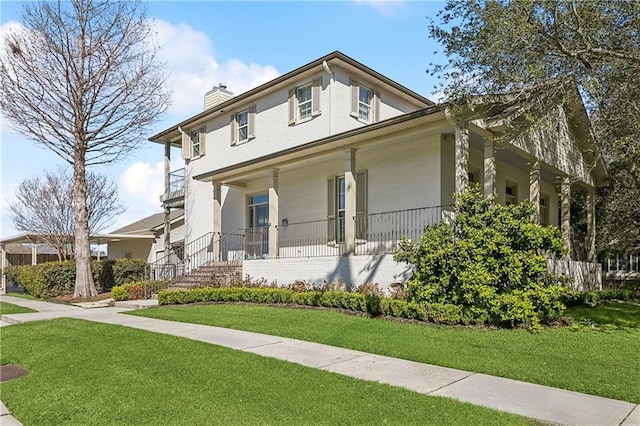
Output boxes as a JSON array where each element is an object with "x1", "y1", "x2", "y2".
[
  {"x1": 212, "y1": 182, "x2": 222, "y2": 261},
  {"x1": 345, "y1": 149, "x2": 357, "y2": 255},
  {"x1": 1, "y1": 244, "x2": 6, "y2": 294},
  {"x1": 560, "y1": 176, "x2": 571, "y2": 256},
  {"x1": 529, "y1": 159, "x2": 540, "y2": 224},
  {"x1": 455, "y1": 124, "x2": 469, "y2": 194},
  {"x1": 483, "y1": 137, "x2": 496, "y2": 198},
  {"x1": 587, "y1": 187, "x2": 596, "y2": 262},
  {"x1": 31, "y1": 238, "x2": 37, "y2": 265},
  {"x1": 268, "y1": 169, "x2": 279, "y2": 259},
  {"x1": 163, "y1": 141, "x2": 171, "y2": 260}
]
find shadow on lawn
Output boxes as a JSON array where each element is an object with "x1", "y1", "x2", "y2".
[{"x1": 566, "y1": 302, "x2": 640, "y2": 328}]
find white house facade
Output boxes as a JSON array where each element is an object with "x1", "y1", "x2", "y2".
[{"x1": 148, "y1": 52, "x2": 607, "y2": 290}]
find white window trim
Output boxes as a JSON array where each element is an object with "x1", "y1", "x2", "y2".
[
  {"x1": 288, "y1": 77, "x2": 322, "y2": 125},
  {"x1": 350, "y1": 79, "x2": 380, "y2": 124},
  {"x1": 237, "y1": 109, "x2": 249, "y2": 143},
  {"x1": 297, "y1": 83, "x2": 312, "y2": 122},
  {"x1": 190, "y1": 130, "x2": 200, "y2": 158}
]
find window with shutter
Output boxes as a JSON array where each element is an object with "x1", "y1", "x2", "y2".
[
  {"x1": 289, "y1": 78, "x2": 322, "y2": 125},
  {"x1": 231, "y1": 106, "x2": 256, "y2": 145},
  {"x1": 327, "y1": 171, "x2": 368, "y2": 244},
  {"x1": 350, "y1": 80, "x2": 377, "y2": 123}
]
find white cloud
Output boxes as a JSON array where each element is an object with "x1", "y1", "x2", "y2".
[
  {"x1": 151, "y1": 19, "x2": 280, "y2": 117},
  {"x1": 0, "y1": 183, "x2": 20, "y2": 238}
]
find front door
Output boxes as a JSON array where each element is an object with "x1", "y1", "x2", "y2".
[{"x1": 248, "y1": 194, "x2": 269, "y2": 258}]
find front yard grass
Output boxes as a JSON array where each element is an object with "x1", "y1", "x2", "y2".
[
  {"x1": 0, "y1": 319, "x2": 535, "y2": 425},
  {"x1": 130, "y1": 303, "x2": 640, "y2": 404},
  {"x1": 566, "y1": 301, "x2": 640, "y2": 328},
  {"x1": 0, "y1": 301, "x2": 36, "y2": 315}
]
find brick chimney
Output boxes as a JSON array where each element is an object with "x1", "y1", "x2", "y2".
[{"x1": 204, "y1": 83, "x2": 234, "y2": 110}]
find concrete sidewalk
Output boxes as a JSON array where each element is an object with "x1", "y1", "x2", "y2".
[{"x1": 1, "y1": 294, "x2": 638, "y2": 426}]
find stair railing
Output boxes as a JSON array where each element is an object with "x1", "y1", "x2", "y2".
[{"x1": 147, "y1": 232, "x2": 214, "y2": 280}]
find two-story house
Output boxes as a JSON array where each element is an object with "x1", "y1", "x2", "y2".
[{"x1": 148, "y1": 51, "x2": 607, "y2": 289}]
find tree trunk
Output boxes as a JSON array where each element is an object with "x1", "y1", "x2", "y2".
[{"x1": 72, "y1": 153, "x2": 98, "y2": 298}]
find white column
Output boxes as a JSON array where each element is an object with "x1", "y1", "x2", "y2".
[
  {"x1": 213, "y1": 181, "x2": 222, "y2": 261},
  {"x1": 587, "y1": 188, "x2": 596, "y2": 262},
  {"x1": 483, "y1": 137, "x2": 496, "y2": 198},
  {"x1": 163, "y1": 141, "x2": 171, "y2": 260},
  {"x1": 344, "y1": 149, "x2": 357, "y2": 255},
  {"x1": 529, "y1": 160, "x2": 540, "y2": 224},
  {"x1": 455, "y1": 124, "x2": 469, "y2": 194},
  {"x1": 560, "y1": 176, "x2": 571, "y2": 256},
  {"x1": 1, "y1": 244, "x2": 6, "y2": 294},
  {"x1": 268, "y1": 169, "x2": 279, "y2": 259},
  {"x1": 31, "y1": 239, "x2": 37, "y2": 265}
]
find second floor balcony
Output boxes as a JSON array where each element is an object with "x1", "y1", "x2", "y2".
[{"x1": 160, "y1": 168, "x2": 185, "y2": 206}]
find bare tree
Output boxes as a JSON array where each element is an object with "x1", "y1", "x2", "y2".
[
  {"x1": 0, "y1": 0, "x2": 170, "y2": 297},
  {"x1": 9, "y1": 167, "x2": 126, "y2": 261}
]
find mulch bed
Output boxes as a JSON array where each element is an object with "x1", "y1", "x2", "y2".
[{"x1": 0, "y1": 365, "x2": 30, "y2": 382}]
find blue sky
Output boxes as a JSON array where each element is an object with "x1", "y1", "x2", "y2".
[{"x1": 0, "y1": 0, "x2": 446, "y2": 238}]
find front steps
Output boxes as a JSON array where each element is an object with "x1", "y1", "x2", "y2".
[{"x1": 169, "y1": 261, "x2": 243, "y2": 289}]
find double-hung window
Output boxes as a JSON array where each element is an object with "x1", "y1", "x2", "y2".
[
  {"x1": 358, "y1": 85, "x2": 373, "y2": 122},
  {"x1": 297, "y1": 84, "x2": 312, "y2": 120},
  {"x1": 230, "y1": 106, "x2": 256, "y2": 145},
  {"x1": 181, "y1": 127, "x2": 206, "y2": 160},
  {"x1": 191, "y1": 130, "x2": 200, "y2": 158},
  {"x1": 350, "y1": 79, "x2": 380, "y2": 123},
  {"x1": 237, "y1": 110, "x2": 249, "y2": 142},
  {"x1": 288, "y1": 78, "x2": 322, "y2": 125}
]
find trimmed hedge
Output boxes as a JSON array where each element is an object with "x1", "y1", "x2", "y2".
[
  {"x1": 157, "y1": 287, "x2": 488, "y2": 326},
  {"x1": 3, "y1": 259, "x2": 149, "y2": 299},
  {"x1": 561, "y1": 289, "x2": 638, "y2": 307},
  {"x1": 112, "y1": 280, "x2": 170, "y2": 301}
]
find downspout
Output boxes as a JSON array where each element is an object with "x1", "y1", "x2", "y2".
[{"x1": 323, "y1": 60, "x2": 333, "y2": 135}]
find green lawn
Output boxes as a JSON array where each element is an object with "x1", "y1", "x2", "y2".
[
  {"x1": 2, "y1": 292, "x2": 41, "y2": 300},
  {"x1": 130, "y1": 303, "x2": 640, "y2": 403},
  {"x1": 0, "y1": 319, "x2": 535, "y2": 425},
  {"x1": 566, "y1": 301, "x2": 640, "y2": 328},
  {"x1": 0, "y1": 301, "x2": 36, "y2": 315}
]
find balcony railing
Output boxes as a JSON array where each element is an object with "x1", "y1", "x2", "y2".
[
  {"x1": 601, "y1": 253, "x2": 640, "y2": 273},
  {"x1": 168, "y1": 168, "x2": 185, "y2": 194}
]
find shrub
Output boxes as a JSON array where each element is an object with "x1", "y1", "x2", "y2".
[
  {"x1": 3, "y1": 258, "x2": 149, "y2": 298},
  {"x1": 112, "y1": 258, "x2": 147, "y2": 286},
  {"x1": 394, "y1": 187, "x2": 568, "y2": 329},
  {"x1": 112, "y1": 280, "x2": 169, "y2": 301}
]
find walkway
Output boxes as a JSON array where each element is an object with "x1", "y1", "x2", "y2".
[{"x1": 1, "y1": 295, "x2": 638, "y2": 426}]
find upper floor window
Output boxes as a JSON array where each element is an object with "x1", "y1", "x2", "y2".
[
  {"x1": 358, "y1": 85, "x2": 373, "y2": 121},
  {"x1": 350, "y1": 79, "x2": 380, "y2": 123},
  {"x1": 237, "y1": 110, "x2": 249, "y2": 142},
  {"x1": 288, "y1": 78, "x2": 322, "y2": 125},
  {"x1": 230, "y1": 106, "x2": 256, "y2": 146},
  {"x1": 191, "y1": 130, "x2": 200, "y2": 158},
  {"x1": 297, "y1": 84, "x2": 312, "y2": 120},
  {"x1": 181, "y1": 127, "x2": 206, "y2": 160}
]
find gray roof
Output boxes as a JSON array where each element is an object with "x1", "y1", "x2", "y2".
[{"x1": 111, "y1": 209, "x2": 184, "y2": 235}]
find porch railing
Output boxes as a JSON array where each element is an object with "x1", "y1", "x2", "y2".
[
  {"x1": 277, "y1": 218, "x2": 345, "y2": 258},
  {"x1": 355, "y1": 205, "x2": 451, "y2": 255},
  {"x1": 148, "y1": 232, "x2": 214, "y2": 280},
  {"x1": 601, "y1": 253, "x2": 640, "y2": 274},
  {"x1": 274, "y1": 206, "x2": 451, "y2": 259}
]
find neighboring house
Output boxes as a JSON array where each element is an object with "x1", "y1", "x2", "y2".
[
  {"x1": 107, "y1": 209, "x2": 184, "y2": 262},
  {"x1": 147, "y1": 51, "x2": 607, "y2": 289}
]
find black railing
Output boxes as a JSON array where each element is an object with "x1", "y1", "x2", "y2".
[
  {"x1": 148, "y1": 232, "x2": 213, "y2": 280},
  {"x1": 277, "y1": 218, "x2": 345, "y2": 258}
]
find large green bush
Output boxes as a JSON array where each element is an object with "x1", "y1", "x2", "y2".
[
  {"x1": 3, "y1": 258, "x2": 149, "y2": 299},
  {"x1": 394, "y1": 187, "x2": 568, "y2": 329}
]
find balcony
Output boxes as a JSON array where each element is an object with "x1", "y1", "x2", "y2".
[{"x1": 160, "y1": 168, "x2": 185, "y2": 206}]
